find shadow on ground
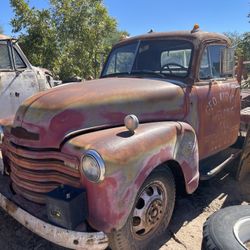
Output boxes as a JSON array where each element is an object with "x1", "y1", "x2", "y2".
[{"x1": 0, "y1": 163, "x2": 249, "y2": 250}]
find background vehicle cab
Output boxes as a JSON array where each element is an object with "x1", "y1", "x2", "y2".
[{"x1": 0, "y1": 34, "x2": 57, "y2": 119}]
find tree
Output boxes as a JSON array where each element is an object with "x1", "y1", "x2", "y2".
[
  {"x1": 50, "y1": 0, "x2": 118, "y2": 79},
  {"x1": 10, "y1": 0, "x2": 126, "y2": 81},
  {"x1": 240, "y1": 33, "x2": 250, "y2": 59},
  {"x1": 223, "y1": 31, "x2": 243, "y2": 47},
  {"x1": 10, "y1": 0, "x2": 58, "y2": 71},
  {"x1": 0, "y1": 25, "x2": 3, "y2": 33},
  {"x1": 224, "y1": 31, "x2": 250, "y2": 59},
  {"x1": 224, "y1": 31, "x2": 250, "y2": 87}
]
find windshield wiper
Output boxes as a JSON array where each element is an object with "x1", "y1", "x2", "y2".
[
  {"x1": 102, "y1": 72, "x2": 130, "y2": 78},
  {"x1": 130, "y1": 70, "x2": 166, "y2": 79},
  {"x1": 102, "y1": 70, "x2": 166, "y2": 79}
]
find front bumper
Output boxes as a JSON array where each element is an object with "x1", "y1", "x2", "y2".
[
  {"x1": 0, "y1": 171, "x2": 108, "y2": 250},
  {"x1": 0, "y1": 192, "x2": 108, "y2": 249}
]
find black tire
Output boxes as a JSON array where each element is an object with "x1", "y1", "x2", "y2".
[
  {"x1": 108, "y1": 167, "x2": 175, "y2": 250},
  {"x1": 202, "y1": 205, "x2": 250, "y2": 250}
]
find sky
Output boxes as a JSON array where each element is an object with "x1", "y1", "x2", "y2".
[{"x1": 0, "y1": 0, "x2": 249, "y2": 37}]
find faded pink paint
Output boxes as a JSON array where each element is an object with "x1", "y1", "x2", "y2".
[
  {"x1": 58, "y1": 121, "x2": 199, "y2": 232},
  {"x1": 10, "y1": 78, "x2": 186, "y2": 148},
  {"x1": 0, "y1": 30, "x2": 241, "y2": 236}
]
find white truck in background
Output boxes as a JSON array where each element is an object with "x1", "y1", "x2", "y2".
[{"x1": 0, "y1": 34, "x2": 60, "y2": 120}]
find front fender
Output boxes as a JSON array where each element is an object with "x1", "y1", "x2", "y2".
[{"x1": 62, "y1": 121, "x2": 199, "y2": 233}]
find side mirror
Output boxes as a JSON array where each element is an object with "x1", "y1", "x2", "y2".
[{"x1": 220, "y1": 47, "x2": 235, "y2": 77}]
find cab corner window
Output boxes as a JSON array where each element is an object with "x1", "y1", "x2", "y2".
[
  {"x1": 0, "y1": 42, "x2": 12, "y2": 70},
  {"x1": 14, "y1": 48, "x2": 26, "y2": 69},
  {"x1": 199, "y1": 45, "x2": 233, "y2": 80}
]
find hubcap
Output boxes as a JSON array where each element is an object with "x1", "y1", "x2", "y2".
[{"x1": 132, "y1": 181, "x2": 167, "y2": 237}]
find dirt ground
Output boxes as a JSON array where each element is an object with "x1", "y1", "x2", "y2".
[{"x1": 0, "y1": 165, "x2": 249, "y2": 250}]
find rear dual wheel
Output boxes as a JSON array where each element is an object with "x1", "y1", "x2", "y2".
[{"x1": 108, "y1": 168, "x2": 175, "y2": 250}]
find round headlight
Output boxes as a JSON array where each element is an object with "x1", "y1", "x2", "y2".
[{"x1": 81, "y1": 150, "x2": 105, "y2": 183}]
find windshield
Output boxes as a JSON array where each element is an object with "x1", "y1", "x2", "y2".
[{"x1": 101, "y1": 39, "x2": 193, "y2": 78}]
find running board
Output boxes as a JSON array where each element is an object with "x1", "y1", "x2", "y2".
[{"x1": 200, "y1": 151, "x2": 242, "y2": 181}]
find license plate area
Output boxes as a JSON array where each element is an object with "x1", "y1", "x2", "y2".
[{"x1": 46, "y1": 185, "x2": 88, "y2": 230}]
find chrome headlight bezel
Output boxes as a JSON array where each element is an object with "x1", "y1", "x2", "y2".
[
  {"x1": 0, "y1": 126, "x2": 4, "y2": 145},
  {"x1": 80, "y1": 150, "x2": 105, "y2": 183}
]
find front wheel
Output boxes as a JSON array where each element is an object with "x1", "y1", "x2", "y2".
[{"x1": 108, "y1": 167, "x2": 176, "y2": 250}]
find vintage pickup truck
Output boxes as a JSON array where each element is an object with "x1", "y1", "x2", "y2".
[
  {"x1": 0, "y1": 26, "x2": 246, "y2": 249},
  {"x1": 0, "y1": 34, "x2": 59, "y2": 120}
]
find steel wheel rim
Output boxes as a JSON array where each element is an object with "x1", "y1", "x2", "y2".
[
  {"x1": 131, "y1": 180, "x2": 167, "y2": 238},
  {"x1": 233, "y1": 216, "x2": 250, "y2": 250}
]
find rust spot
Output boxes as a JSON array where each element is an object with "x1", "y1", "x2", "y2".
[
  {"x1": 5, "y1": 199, "x2": 18, "y2": 214},
  {"x1": 86, "y1": 238, "x2": 95, "y2": 244}
]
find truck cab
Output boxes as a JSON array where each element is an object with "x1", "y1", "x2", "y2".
[
  {"x1": 0, "y1": 27, "x2": 242, "y2": 250},
  {"x1": 0, "y1": 34, "x2": 55, "y2": 120},
  {"x1": 101, "y1": 29, "x2": 240, "y2": 159}
]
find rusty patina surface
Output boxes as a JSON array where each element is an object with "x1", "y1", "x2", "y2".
[
  {"x1": 11, "y1": 78, "x2": 186, "y2": 148},
  {"x1": 2, "y1": 121, "x2": 199, "y2": 232},
  {"x1": 61, "y1": 121, "x2": 199, "y2": 231},
  {"x1": 0, "y1": 190, "x2": 108, "y2": 249},
  {"x1": 10, "y1": 78, "x2": 240, "y2": 159},
  {"x1": 1, "y1": 30, "x2": 241, "y2": 235}
]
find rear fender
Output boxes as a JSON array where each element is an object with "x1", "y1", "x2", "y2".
[{"x1": 62, "y1": 121, "x2": 199, "y2": 232}]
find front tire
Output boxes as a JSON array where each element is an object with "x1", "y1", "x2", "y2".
[{"x1": 108, "y1": 167, "x2": 176, "y2": 250}]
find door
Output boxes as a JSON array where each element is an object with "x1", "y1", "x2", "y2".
[
  {"x1": 0, "y1": 40, "x2": 39, "y2": 119},
  {"x1": 189, "y1": 45, "x2": 240, "y2": 159}
]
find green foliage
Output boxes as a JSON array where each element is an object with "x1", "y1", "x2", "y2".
[
  {"x1": 240, "y1": 33, "x2": 250, "y2": 59},
  {"x1": 240, "y1": 33, "x2": 250, "y2": 88},
  {"x1": 224, "y1": 31, "x2": 250, "y2": 88},
  {"x1": 10, "y1": 0, "x2": 59, "y2": 71},
  {"x1": 10, "y1": 0, "x2": 127, "y2": 81},
  {"x1": 223, "y1": 31, "x2": 243, "y2": 47},
  {"x1": 224, "y1": 31, "x2": 250, "y2": 60}
]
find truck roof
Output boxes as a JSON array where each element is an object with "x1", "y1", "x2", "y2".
[{"x1": 116, "y1": 30, "x2": 231, "y2": 47}]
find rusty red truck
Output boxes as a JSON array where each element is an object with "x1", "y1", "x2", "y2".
[{"x1": 0, "y1": 26, "x2": 246, "y2": 249}]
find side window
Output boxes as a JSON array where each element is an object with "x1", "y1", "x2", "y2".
[
  {"x1": 199, "y1": 45, "x2": 225, "y2": 80},
  {"x1": 13, "y1": 48, "x2": 26, "y2": 69},
  {"x1": 103, "y1": 43, "x2": 137, "y2": 75},
  {"x1": 0, "y1": 42, "x2": 12, "y2": 70}
]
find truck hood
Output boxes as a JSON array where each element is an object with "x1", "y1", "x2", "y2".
[{"x1": 11, "y1": 78, "x2": 186, "y2": 148}]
